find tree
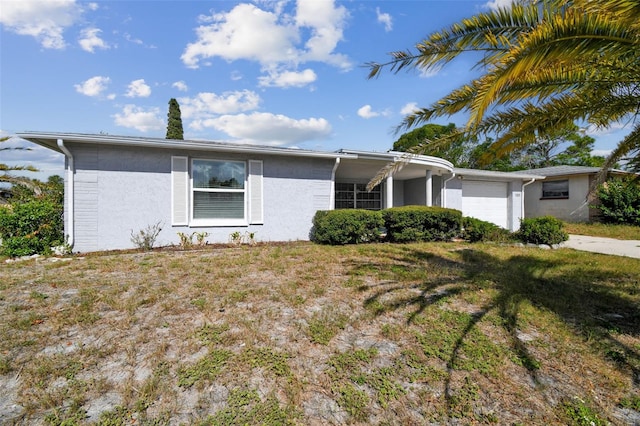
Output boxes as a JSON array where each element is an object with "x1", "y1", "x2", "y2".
[
  {"x1": 1, "y1": 137, "x2": 41, "y2": 203},
  {"x1": 166, "y1": 98, "x2": 184, "y2": 140},
  {"x1": 366, "y1": 0, "x2": 640, "y2": 189},
  {"x1": 392, "y1": 122, "x2": 605, "y2": 170}
]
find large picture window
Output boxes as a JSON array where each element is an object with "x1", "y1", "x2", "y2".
[
  {"x1": 335, "y1": 182, "x2": 382, "y2": 210},
  {"x1": 192, "y1": 159, "x2": 246, "y2": 221},
  {"x1": 542, "y1": 179, "x2": 569, "y2": 199}
]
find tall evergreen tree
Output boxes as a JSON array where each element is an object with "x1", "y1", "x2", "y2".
[{"x1": 166, "y1": 98, "x2": 184, "y2": 140}]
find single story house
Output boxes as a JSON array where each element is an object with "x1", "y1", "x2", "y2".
[
  {"x1": 519, "y1": 165, "x2": 632, "y2": 222},
  {"x1": 18, "y1": 132, "x2": 542, "y2": 252}
]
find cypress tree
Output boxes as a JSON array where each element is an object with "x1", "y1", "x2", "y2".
[{"x1": 166, "y1": 98, "x2": 184, "y2": 140}]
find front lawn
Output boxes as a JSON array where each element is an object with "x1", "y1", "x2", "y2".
[
  {"x1": 564, "y1": 222, "x2": 640, "y2": 240},
  {"x1": 1, "y1": 242, "x2": 639, "y2": 425}
]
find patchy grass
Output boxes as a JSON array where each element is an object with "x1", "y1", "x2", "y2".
[
  {"x1": 564, "y1": 222, "x2": 640, "y2": 240},
  {"x1": 0, "y1": 242, "x2": 639, "y2": 425}
]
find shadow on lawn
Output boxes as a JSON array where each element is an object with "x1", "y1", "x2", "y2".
[{"x1": 349, "y1": 244, "x2": 640, "y2": 416}]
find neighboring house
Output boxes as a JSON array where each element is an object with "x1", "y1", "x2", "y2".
[
  {"x1": 17, "y1": 132, "x2": 543, "y2": 252},
  {"x1": 519, "y1": 165, "x2": 631, "y2": 222}
]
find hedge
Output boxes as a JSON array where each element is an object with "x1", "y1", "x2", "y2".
[
  {"x1": 382, "y1": 206, "x2": 462, "y2": 243},
  {"x1": 311, "y1": 209, "x2": 384, "y2": 245}
]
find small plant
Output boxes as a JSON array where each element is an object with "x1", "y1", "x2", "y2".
[
  {"x1": 130, "y1": 221, "x2": 162, "y2": 251},
  {"x1": 307, "y1": 307, "x2": 348, "y2": 345},
  {"x1": 229, "y1": 231, "x2": 243, "y2": 245},
  {"x1": 177, "y1": 231, "x2": 193, "y2": 249},
  {"x1": 177, "y1": 349, "x2": 232, "y2": 388},
  {"x1": 563, "y1": 398, "x2": 605, "y2": 426},
  {"x1": 194, "y1": 231, "x2": 209, "y2": 246},
  {"x1": 245, "y1": 231, "x2": 256, "y2": 245}
]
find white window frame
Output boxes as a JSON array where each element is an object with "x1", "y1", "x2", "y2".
[{"x1": 190, "y1": 158, "x2": 248, "y2": 227}]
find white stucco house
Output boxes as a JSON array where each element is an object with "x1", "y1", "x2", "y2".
[
  {"x1": 519, "y1": 165, "x2": 632, "y2": 223},
  {"x1": 18, "y1": 132, "x2": 543, "y2": 252}
]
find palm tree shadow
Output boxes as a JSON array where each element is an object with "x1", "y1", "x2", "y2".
[{"x1": 349, "y1": 244, "x2": 640, "y2": 417}]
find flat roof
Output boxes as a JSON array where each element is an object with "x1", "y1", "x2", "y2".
[{"x1": 17, "y1": 131, "x2": 357, "y2": 160}]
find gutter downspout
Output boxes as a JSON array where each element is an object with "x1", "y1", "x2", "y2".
[
  {"x1": 56, "y1": 139, "x2": 74, "y2": 248},
  {"x1": 520, "y1": 178, "x2": 536, "y2": 226},
  {"x1": 442, "y1": 172, "x2": 456, "y2": 208},
  {"x1": 329, "y1": 158, "x2": 340, "y2": 210}
]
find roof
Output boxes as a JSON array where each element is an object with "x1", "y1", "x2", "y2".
[
  {"x1": 17, "y1": 131, "x2": 357, "y2": 160},
  {"x1": 518, "y1": 165, "x2": 630, "y2": 177},
  {"x1": 454, "y1": 168, "x2": 543, "y2": 180}
]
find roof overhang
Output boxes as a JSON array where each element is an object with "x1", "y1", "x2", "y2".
[
  {"x1": 17, "y1": 132, "x2": 356, "y2": 160},
  {"x1": 337, "y1": 149, "x2": 454, "y2": 180},
  {"x1": 454, "y1": 168, "x2": 544, "y2": 181}
]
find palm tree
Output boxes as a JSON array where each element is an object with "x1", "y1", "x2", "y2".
[
  {"x1": 1, "y1": 137, "x2": 41, "y2": 204},
  {"x1": 366, "y1": 0, "x2": 640, "y2": 189}
]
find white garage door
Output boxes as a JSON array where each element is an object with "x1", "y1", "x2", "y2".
[{"x1": 461, "y1": 181, "x2": 508, "y2": 228}]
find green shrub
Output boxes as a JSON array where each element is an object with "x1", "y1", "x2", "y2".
[
  {"x1": 383, "y1": 206, "x2": 462, "y2": 243},
  {"x1": 517, "y1": 216, "x2": 568, "y2": 246},
  {"x1": 0, "y1": 200, "x2": 63, "y2": 257},
  {"x1": 311, "y1": 210, "x2": 384, "y2": 245},
  {"x1": 596, "y1": 178, "x2": 640, "y2": 226},
  {"x1": 462, "y1": 217, "x2": 513, "y2": 243}
]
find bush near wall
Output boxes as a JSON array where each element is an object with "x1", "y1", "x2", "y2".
[
  {"x1": 596, "y1": 178, "x2": 640, "y2": 226},
  {"x1": 462, "y1": 217, "x2": 514, "y2": 243},
  {"x1": 311, "y1": 209, "x2": 384, "y2": 245},
  {"x1": 383, "y1": 206, "x2": 462, "y2": 243},
  {"x1": 0, "y1": 200, "x2": 64, "y2": 257},
  {"x1": 517, "y1": 216, "x2": 568, "y2": 246}
]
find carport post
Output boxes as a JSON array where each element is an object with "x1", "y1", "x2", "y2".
[
  {"x1": 425, "y1": 170, "x2": 433, "y2": 206},
  {"x1": 385, "y1": 176, "x2": 394, "y2": 208}
]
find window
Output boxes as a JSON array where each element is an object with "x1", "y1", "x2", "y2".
[
  {"x1": 335, "y1": 182, "x2": 382, "y2": 210},
  {"x1": 542, "y1": 179, "x2": 569, "y2": 199},
  {"x1": 192, "y1": 159, "x2": 246, "y2": 222},
  {"x1": 171, "y1": 157, "x2": 263, "y2": 227}
]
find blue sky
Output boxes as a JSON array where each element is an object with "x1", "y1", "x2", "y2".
[{"x1": 0, "y1": 0, "x2": 630, "y2": 178}]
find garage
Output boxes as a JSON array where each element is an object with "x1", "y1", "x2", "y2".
[{"x1": 461, "y1": 180, "x2": 509, "y2": 228}]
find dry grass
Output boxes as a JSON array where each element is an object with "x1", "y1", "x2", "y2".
[
  {"x1": 0, "y1": 241, "x2": 639, "y2": 425},
  {"x1": 564, "y1": 222, "x2": 640, "y2": 240}
]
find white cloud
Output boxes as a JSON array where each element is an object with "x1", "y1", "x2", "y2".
[
  {"x1": 192, "y1": 112, "x2": 332, "y2": 145},
  {"x1": 181, "y1": 3, "x2": 298, "y2": 69},
  {"x1": 113, "y1": 105, "x2": 164, "y2": 132},
  {"x1": 357, "y1": 104, "x2": 382, "y2": 119},
  {"x1": 376, "y1": 7, "x2": 392, "y2": 32},
  {"x1": 181, "y1": 0, "x2": 351, "y2": 77},
  {"x1": 125, "y1": 79, "x2": 151, "y2": 98},
  {"x1": 172, "y1": 81, "x2": 188, "y2": 92},
  {"x1": 0, "y1": 0, "x2": 83, "y2": 49},
  {"x1": 400, "y1": 102, "x2": 419, "y2": 115},
  {"x1": 74, "y1": 76, "x2": 111, "y2": 97},
  {"x1": 180, "y1": 90, "x2": 261, "y2": 120},
  {"x1": 78, "y1": 27, "x2": 109, "y2": 53},
  {"x1": 258, "y1": 68, "x2": 317, "y2": 88},
  {"x1": 295, "y1": 0, "x2": 351, "y2": 69},
  {"x1": 484, "y1": 0, "x2": 515, "y2": 10}
]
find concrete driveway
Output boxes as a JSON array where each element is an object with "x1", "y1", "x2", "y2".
[{"x1": 561, "y1": 235, "x2": 640, "y2": 259}]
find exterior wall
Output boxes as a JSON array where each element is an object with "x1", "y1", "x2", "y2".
[
  {"x1": 67, "y1": 143, "x2": 335, "y2": 252},
  {"x1": 392, "y1": 180, "x2": 404, "y2": 207},
  {"x1": 444, "y1": 177, "x2": 463, "y2": 211},
  {"x1": 523, "y1": 176, "x2": 591, "y2": 222},
  {"x1": 403, "y1": 177, "x2": 427, "y2": 206}
]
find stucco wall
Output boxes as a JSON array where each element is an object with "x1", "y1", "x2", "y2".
[
  {"x1": 523, "y1": 176, "x2": 591, "y2": 222},
  {"x1": 67, "y1": 143, "x2": 336, "y2": 252}
]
